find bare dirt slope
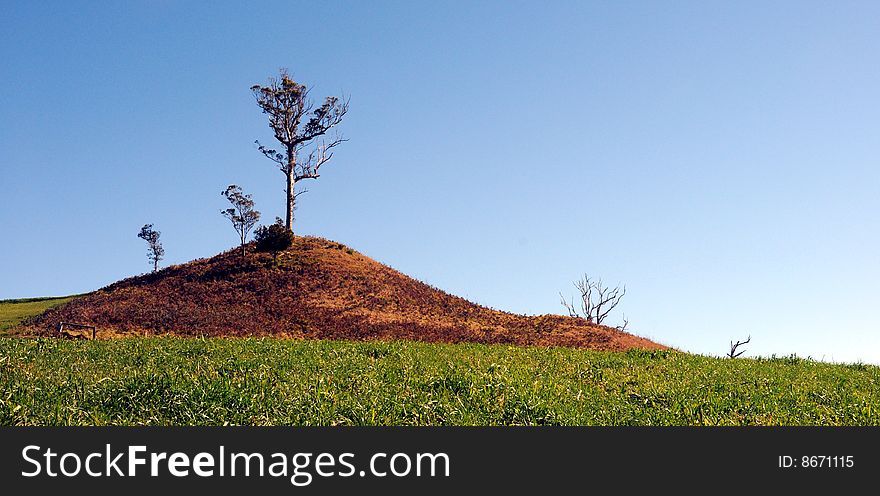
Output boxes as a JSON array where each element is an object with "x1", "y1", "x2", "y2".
[{"x1": 24, "y1": 237, "x2": 664, "y2": 351}]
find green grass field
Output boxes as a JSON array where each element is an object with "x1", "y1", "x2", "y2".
[
  {"x1": 0, "y1": 296, "x2": 76, "y2": 334},
  {"x1": 1, "y1": 337, "x2": 877, "y2": 426}
]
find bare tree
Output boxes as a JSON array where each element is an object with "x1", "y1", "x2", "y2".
[
  {"x1": 251, "y1": 68, "x2": 349, "y2": 233},
  {"x1": 727, "y1": 336, "x2": 751, "y2": 358},
  {"x1": 221, "y1": 184, "x2": 261, "y2": 257},
  {"x1": 560, "y1": 274, "x2": 626, "y2": 326},
  {"x1": 137, "y1": 224, "x2": 164, "y2": 272}
]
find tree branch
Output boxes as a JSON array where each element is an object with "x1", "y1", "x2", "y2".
[
  {"x1": 294, "y1": 134, "x2": 347, "y2": 181},
  {"x1": 560, "y1": 292, "x2": 579, "y2": 318},
  {"x1": 255, "y1": 140, "x2": 287, "y2": 170},
  {"x1": 727, "y1": 335, "x2": 751, "y2": 358},
  {"x1": 296, "y1": 95, "x2": 350, "y2": 145}
]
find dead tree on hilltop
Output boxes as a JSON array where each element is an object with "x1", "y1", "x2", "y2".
[
  {"x1": 727, "y1": 335, "x2": 751, "y2": 358},
  {"x1": 251, "y1": 68, "x2": 349, "y2": 234},
  {"x1": 560, "y1": 274, "x2": 626, "y2": 327}
]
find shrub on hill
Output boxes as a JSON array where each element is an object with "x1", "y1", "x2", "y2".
[{"x1": 254, "y1": 219, "x2": 293, "y2": 262}]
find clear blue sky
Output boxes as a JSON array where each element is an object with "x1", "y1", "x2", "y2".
[{"x1": 2, "y1": 1, "x2": 878, "y2": 363}]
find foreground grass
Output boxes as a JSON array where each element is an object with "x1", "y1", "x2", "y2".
[
  {"x1": 0, "y1": 296, "x2": 76, "y2": 334},
  {"x1": 1, "y1": 337, "x2": 877, "y2": 426}
]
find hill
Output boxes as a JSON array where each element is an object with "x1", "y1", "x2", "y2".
[{"x1": 19, "y1": 237, "x2": 662, "y2": 350}]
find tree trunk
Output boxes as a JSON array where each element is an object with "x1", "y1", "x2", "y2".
[
  {"x1": 285, "y1": 147, "x2": 296, "y2": 234},
  {"x1": 285, "y1": 171, "x2": 295, "y2": 234}
]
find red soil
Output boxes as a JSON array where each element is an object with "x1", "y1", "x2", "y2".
[{"x1": 24, "y1": 237, "x2": 665, "y2": 351}]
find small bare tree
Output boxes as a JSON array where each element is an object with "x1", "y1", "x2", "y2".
[
  {"x1": 137, "y1": 224, "x2": 164, "y2": 272},
  {"x1": 727, "y1": 336, "x2": 751, "y2": 358},
  {"x1": 251, "y1": 68, "x2": 349, "y2": 233},
  {"x1": 221, "y1": 184, "x2": 261, "y2": 257},
  {"x1": 560, "y1": 274, "x2": 626, "y2": 326}
]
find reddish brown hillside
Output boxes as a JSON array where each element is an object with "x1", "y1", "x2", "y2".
[{"x1": 24, "y1": 237, "x2": 664, "y2": 350}]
